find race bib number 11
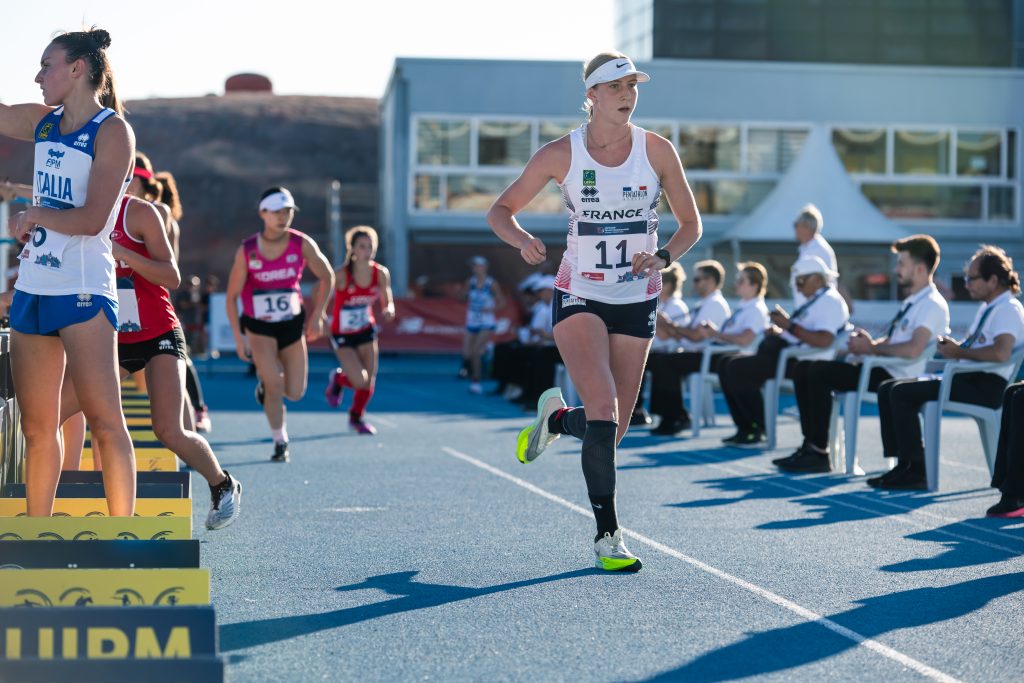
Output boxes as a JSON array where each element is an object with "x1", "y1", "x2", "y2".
[{"x1": 577, "y1": 220, "x2": 647, "y2": 282}]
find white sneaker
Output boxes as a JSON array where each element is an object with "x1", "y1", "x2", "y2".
[
  {"x1": 469, "y1": 382, "x2": 483, "y2": 395},
  {"x1": 515, "y1": 387, "x2": 565, "y2": 464},
  {"x1": 205, "y1": 472, "x2": 241, "y2": 530},
  {"x1": 594, "y1": 529, "x2": 642, "y2": 572}
]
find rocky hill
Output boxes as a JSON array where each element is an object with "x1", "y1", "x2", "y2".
[{"x1": 0, "y1": 94, "x2": 379, "y2": 281}]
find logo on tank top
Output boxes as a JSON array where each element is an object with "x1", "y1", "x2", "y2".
[
  {"x1": 253, "y1": 267, "x2": 297, "y2": 283},
  {"x1": 622, "y1": 186, "x2": 648, "y2": 200},
  {"x1": 286, "y1": 254, "x2": 298, "y2": 263},
  {"x1": 46, "y1": 149, "x2": 64, "y2": 169},
  {"x1": 36, "y1": 172, "x2": 74, "y2": 202},
  {"x1": 38, "y1": 122, "x2": 54, "y2": 140},
  {"x1": 74, "y1": 133, "x2": 90, "y2": 149},
  {"x1": 248, "y1": 256, "x2": 262, "y2": 270},
  {"x1": 580, "y1": 186, "x2": 600, "y2": 203},
  {"x1": 583, "y1": 170, "x2": 596, "y2": 186}
]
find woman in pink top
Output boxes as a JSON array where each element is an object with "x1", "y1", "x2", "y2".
[{"x1": 225, "y1": 187, "x2": 334, "y2": 462}]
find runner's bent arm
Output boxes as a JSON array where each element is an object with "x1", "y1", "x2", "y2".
[
  {"x1": 11, "y1": 117, "x2": 135, "y2": 241},
  {"x1": 225, "y1": 246, "x2": 250, "y2": 361},
  {"x1": 378, "y1": 266, "x2": 395, "y2": 321},
  {"x1": 0, "y1": 103, "x2": 50, "y2": 141},
  {"x1": 487, "y1": 138, "x2": 570, "y2": 265},
  {"x1": 301, "y1": 235, "x2": 336, "y2": 337},
  {"x1": 114, "y1": 199, "x2": 180, "y2": 289}
]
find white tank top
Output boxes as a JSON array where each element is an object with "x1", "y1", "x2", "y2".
[
  {"x1": 554, "y1": 124, "x2": 661, "y2": 304},
  {"x1": 15, "y1": 106, "x2": 128, "y2": 298}
]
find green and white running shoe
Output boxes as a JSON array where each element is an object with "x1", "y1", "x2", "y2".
[
  {"x1": 594, "y1": 529, "x2": 643, "y2": 572},
  {"x1": 516, "y1": 387, "x2": 566, "y2": 464}
]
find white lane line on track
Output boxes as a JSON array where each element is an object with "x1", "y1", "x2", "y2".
[{"x1": 441, "y1": 446, "x2": 963, "y2": 683}]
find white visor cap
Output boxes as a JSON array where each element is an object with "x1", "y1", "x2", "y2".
[
  {"x1": 259, "y1": 189, "x2": 299, "y2": 212},
  {"x1": 584, "y1": 57, "x2": 651, "y2": 89}
]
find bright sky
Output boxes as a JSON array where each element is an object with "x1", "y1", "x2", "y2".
[{"x1": 0, "y1": 0, "x2": 616, "y2": 103}]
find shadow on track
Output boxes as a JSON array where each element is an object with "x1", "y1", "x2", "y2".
[
  {"x1": 220, "y1": 568, "x2": 597, "y2": 652},
  {"x1": 639, "y1": 571, "x2": 1024, "y2": 682}
]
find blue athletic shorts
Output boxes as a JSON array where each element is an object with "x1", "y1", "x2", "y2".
[{"x1": 10, "y1": 290, "x2": 118, "y2": 336}]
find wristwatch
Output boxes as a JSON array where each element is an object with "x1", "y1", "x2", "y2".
[{"x1": 654, "y1": 248, "x2": 672, "y2": 267}]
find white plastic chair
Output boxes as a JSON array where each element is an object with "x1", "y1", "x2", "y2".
[
  {"x1": 686, "y1": 342, "x2": 751, "y2": 437},
  {"x1": 920, "y1": 347, "x2": 1024, "y2": 491},
  {"x1": 828, "y1": 341, "x2": 937, "y2": 475},
  {"x1": 763, "y1": 329, "x2": 849, "y2": 450}
]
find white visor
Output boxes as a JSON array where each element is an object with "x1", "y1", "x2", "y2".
[
  {"x1": 259, "y1": 189, "x2": 298, "y2": 212},
  {"x1": 584, "y1": 57, "x2": 651, "y2": 89}
]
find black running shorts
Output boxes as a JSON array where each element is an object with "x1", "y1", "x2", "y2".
[
  {"x1": 240, "y1": 309, "x2": 307, "y2": 350},
  {"x1": 118, "y1": 327, "x2": 188, "y2": 374},
  {"x1": 551, "y1": 290, "x2": 658, "y2": 339},
  {"x1": 330, "y1": 326, "x2": 377, "y2": 350}
]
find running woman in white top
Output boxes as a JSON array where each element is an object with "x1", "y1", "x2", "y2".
[
  {"x1": 460, "y1": 256, "x2": 505, "y2": 394},
  {"x1": 487, "y1": 52, "x2": 702, "y2": 571},
  {"x1": 0, "y1": 28, "x2": 137, "y2": 516}
]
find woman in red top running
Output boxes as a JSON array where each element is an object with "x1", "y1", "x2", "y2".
[
  {"x1": 59, "y1": 191, "x2": 242, "y2": 530},
  {"x1": 225, "y1": 186, "x2": 334, "y2": 461},
  {"x1": 324, "y1": 226, "x2": 395, "y2": 434}
]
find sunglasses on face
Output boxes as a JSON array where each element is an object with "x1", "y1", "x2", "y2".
[{"x1": 794, "y1": 276, "x2": 809, "y2": 287}]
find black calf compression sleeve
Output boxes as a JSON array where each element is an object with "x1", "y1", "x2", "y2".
[{"x1": 582, "y1": 419, "x2": 618, "y2": 537}]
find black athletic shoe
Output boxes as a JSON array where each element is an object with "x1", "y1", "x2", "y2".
[
  {"x1": 652, "y1": 415, "x2": 691, "y2": 436},
  {"x1": 255, "y1": 381, "x2": 266, "y2": 407},
  {"x1": 733, "y1": 431, "x2": 766, "y2": 449},
  {"x1": 777, "y1": 449, "x2": 830, "y2": 473},
  {"x1": 868, "y1": 465, "x2": 925, "y2": 490},
  {"x1": 986, "y1": 494, "x2": 1024, "y2": 518},
  {"x1": 722, "y1": 431, "x2": 744, "y2": 444},
  {"x1": 630, "y1": 410, "x2": 653, "y2": 427},
  {"x1": 772, "y1": 447, "x2": 806, "y2": 466},
  {"x1": 270, "y1": 441, "x2": 289, "y2": 462}
]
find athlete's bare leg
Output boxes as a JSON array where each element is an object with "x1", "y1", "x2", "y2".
[
  {"x1": 249, "y1": 332, "x2": 286, "y2": 431},
  {"x1": 278, "y1": 336, "x2": 308, "y2": 402},
  {"x1": 333, "y1": 346, "x2": 369, "y2": 389},
  {"x1": 60, "y1": 410, "x2": 86, "y2": 471}
]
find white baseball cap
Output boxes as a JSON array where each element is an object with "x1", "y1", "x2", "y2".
[
  {"x1": 259, "y1": 188, "x2": 299, "y2": 212},
  {"x1": 791, "y1": 255, "x2": 838, "y2": 280},
  {"x1": 584, "y1": 57, "x2": 651, "y2": 89}
]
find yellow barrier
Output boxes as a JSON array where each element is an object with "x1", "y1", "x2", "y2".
[
  {"x1": 0, "y1": 498, "x2": 191, "y2": 518},
  {"x1": 0, "y1": 569, "x2": 210, "y2": 606},
  {"x1": 0, "y1": 517, "x2": 192, "y2": 541},
  {"x1": 80, "y1": 451, "x2": 178, "y2": 472}
]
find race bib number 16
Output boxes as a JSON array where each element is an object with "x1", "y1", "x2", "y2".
[
  {"x1": 254, "y1": 290, "x2": 301, "y2": 322},
  {"x1": 576, "y1": 220, "x2": 647, "y2": 283}
]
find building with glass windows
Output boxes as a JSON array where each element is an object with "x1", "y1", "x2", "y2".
[{"x1": 379, "y1": 53, "x2": 1020, "y2": 298}]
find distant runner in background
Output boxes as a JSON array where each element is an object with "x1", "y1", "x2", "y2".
[
  {"x1": 459, "y1": 255, "x2": 505, "y2": 394},
  {"x1": 226, "y1": 186, "x2": 334, "y2": 462},
  {"x1": 324, "y1": 226, "x2": 395, "y2": 435}
]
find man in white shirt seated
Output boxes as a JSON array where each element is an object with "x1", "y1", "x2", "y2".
[
  {"x1": 718, "y1": 255, "x2": 849, "y2": 447},
  {"x1": 775, "y1": 235, "x2": 950, "y2": 473},
  {"x1": 647, "y1": 262, "x2": 769, "y2": 436},
  {"x1": 646, "y1": 260, "x2": 730, "y2": 434},
  {"x1": 793, "y1": 203, "x2": 837, "y2": 305},
  {"x1": 631, "y1": 263, "x2": 690, "y2": 426},
  {"x1": 871, "y1": 245, "x2": 1024, "y2": 490}
]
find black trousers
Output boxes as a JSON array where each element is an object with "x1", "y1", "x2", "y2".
[
  {"x1": 991, "y1": 382, "x2": 1024, "y2": 496},
  {"x1": 648, "y1": 351, "x2": 706, "y2": 419},
  {"x1": 718, "y1": 344, "x2": 797, "y2": 434},
  {"x1": 520, "y1": 345, "x2": 563, "y2": 403},
  {"x1": 791, "y1": 360, "x2": 893, "y2": 450},
  {"x1": 877, "y1": 372, "x2": 1007, "y2": 467}
]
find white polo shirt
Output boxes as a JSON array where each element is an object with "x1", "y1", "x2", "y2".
[
  {"x1": 652, "y1": 296, "x2": 690, "y2": 353},
  {"x1": 681, "y1": 290, "x2": 731, "y2": 351},
  {"x1": 719, "y1": 296, "x2": 770, "y2": 352},
  {"x1": 528, "y1": 298, "x2": 553, "y2": 344},
  {"x1": 956, "y1": 291, "x2": 1024, "y2": 380},
  {"x1": 877, "y1": 283, "x2": 950, "y2": 378},
  {"x1": 781, "y1": 286, "x2": 849, "y2": 360}
]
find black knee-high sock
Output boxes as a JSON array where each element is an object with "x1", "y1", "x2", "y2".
[
  {"x1": 581, "y1": 420, "x2": 618, "y2": 539},
  {"x1": 548, "y1": 407, "x2": 588, "y2": 439}
]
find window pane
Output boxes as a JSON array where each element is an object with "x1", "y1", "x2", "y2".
[
  {"x1": 832, "y1": 128, "x2": 886, "y2": 174},
  {"x1": 538, "y1": 120, "x2": 576, "y2": 147},
  {"x1": 861, "y1": 183, "x2": 981, "y2": 219},
  {"x1": 690, "y1": 179, "x2": 775, "y2": 215},
  {"x1": 747, "y1": 128, "x2": 808, "y2": 173},
  {"x1": 447, "y1": 174, "x2": 516, "y2": 212},
  {"x1": 478, "y1": 121, "x2": 532, "y2": 166},
  {"x1": 678, "y1": 126, "x2": 740, "y2": 171},
  {"x1": 413, "y1": 175, "x2": 441, "y2": 211},
  {"x1": 894, "y1": 130, "x2": 950, "y2": 175},
  {"x1": 416, "y1": 120, "x2": 470, "y2": 166},
  {"x1": 1008, "y1": 129, "x2": 1016, "y2": 180},
  {"x1": 988, "y1": 185, "x2": 1015, "y2": 221},
  {"x1": 956, "y1": 131, "x2": 1001, "y2": 176}
]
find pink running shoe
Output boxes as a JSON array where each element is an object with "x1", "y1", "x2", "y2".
[
  {"x1": 349, "y1": 417, "x2": 377, "y2": 435},
  {"x1": 325, "y1": 370, "x2": 343, "y2": 408}
]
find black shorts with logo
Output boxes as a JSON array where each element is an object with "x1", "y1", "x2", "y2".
[
  {"x1": 240, "y1": 309, "x2": 307, "y2": 350},
  {"x1": 119, "y1": 327, "x2": 188, "y2": 374},
  {"x1": 551, "y1": 289, "x2": 658, "y2": 339},
  {"x1": 330, "y1": 326, "x2": 377, "y2": 350}
]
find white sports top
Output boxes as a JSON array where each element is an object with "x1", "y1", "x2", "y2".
[
  {"x1": 16, "y1": 106, "x2": 128, "y2": 298},
  {"x1": 554, "y1": 124, "x2": 661, "y2": 304}
]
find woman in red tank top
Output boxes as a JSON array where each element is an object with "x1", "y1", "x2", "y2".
[
  {"x1": 324, "y1": 226, "x2": 395, "y2": 435},
  {"x1": 58, "y1": 190, "x2": 242, "y2": 530}
]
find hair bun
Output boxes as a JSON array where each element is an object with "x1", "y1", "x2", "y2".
[{"x1": 88, "y1": 29, "x2": 112, "y2": 50}]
